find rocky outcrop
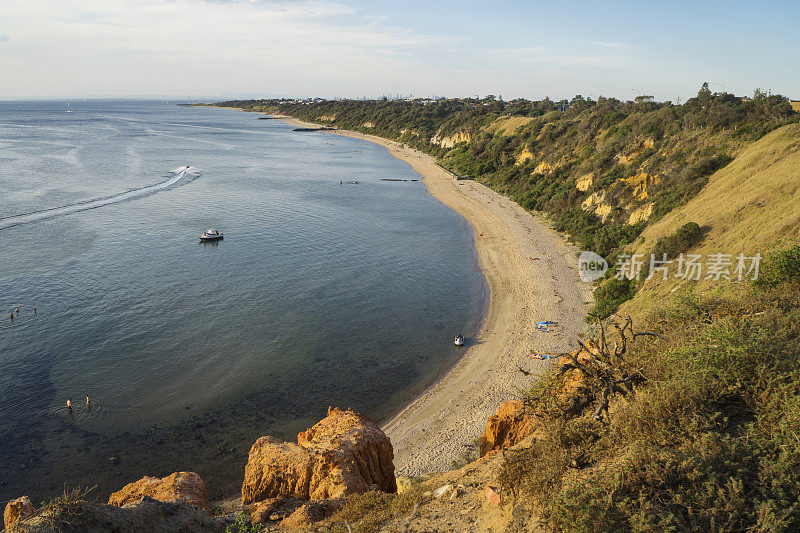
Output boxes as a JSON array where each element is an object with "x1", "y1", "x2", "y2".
[
  {"x1": 242, "y1": 407, "x2": 396, "y2": 505},
  {"x1": 4, "y1": 496, "x2": 34, "y2": 531},
  {"x1": 7, "y1": 497, "x2": 222, "y2": 533},
  {"x1": 534, "y1": 160, "x2": 560, "y2": 174},
  {"x1": 479, "y1": 401, "x2": 536, "y2": 456},
  {"x1": 431, "y1": 131, "x2": 471, "y2": 148},
  {"x1": 242, "y1": 437, "x2": 313, "y2": 503},
  {"x1": 628, "y1": 202, "x2": 654, "y2": 225},
  {"x1": 299, "y1": 407, "x2": 397, "y2": 499},
  {"x1": 516, "y1": 147, "x2": 535, "y2": 165},
  {"x1": 582, "y1": 191, "x2": 613, "y2": 222},
  {"x1": 108, "y1": 471, "x2": 207, "y2": 510},
  {"x1": 576, "y1": 172, "x2": 595, "y2": 192},
  {"x1": 624, "y1": 171, "x2": 659, "y2": 201}
]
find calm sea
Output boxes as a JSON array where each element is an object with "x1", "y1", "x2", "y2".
[{"x1": 0, "y1": 100, "x2": 485, "y2": 501}]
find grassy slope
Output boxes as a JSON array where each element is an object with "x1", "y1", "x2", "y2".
[
  {"x1": 496, "y1": 123, "x2": 800, "y2": 531},
  {"x1": 621, "y1": 122, "x2": 800, "y2": 317},
  {"x1": 211, "y1": 98, "x2": 800, "y2": 532}
]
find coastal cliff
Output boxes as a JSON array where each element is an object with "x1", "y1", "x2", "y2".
[{"x1": 7, "y1": 96, "x2": 800, "y2": 531}]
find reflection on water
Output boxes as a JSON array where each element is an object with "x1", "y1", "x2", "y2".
[{"x1": 0, "y1": 100, "x2": 485, "y2": 501}]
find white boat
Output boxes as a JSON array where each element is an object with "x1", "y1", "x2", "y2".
[
  {"x1": 199, "y1": 229, "x2": 223, "y2": 241},
  {"x1": 454, "y1": 335, "x2": 464, "y2": 346}
]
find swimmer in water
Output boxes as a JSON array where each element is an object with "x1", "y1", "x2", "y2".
[
  {"x1": 67, "y1": 397, "x2": 73, "y2": 412},
  {"x1": 85, "y1": 395, "x2": 91, "y2": 410},
  {"x1": 9, "y1": 312, "x2": 13, "y2": 322}
]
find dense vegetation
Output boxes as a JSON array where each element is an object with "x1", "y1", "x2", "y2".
[
  {"x1": 500, "y1": 248, "x2": 800, "y2": 531},
  {"x1": 211, "y1": 93, "x2": 800, "y2": 531},
  {"x1": 217, "y1": 85, "x2": 795, "y2": 271},
  {"x1": 211, "y1": 92, "x2": 800, "y2": 531}
]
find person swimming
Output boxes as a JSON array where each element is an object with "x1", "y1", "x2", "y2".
[
  {"x1": 67, "y1": 397, "x2": 73, "y2": 411},
  {"x1": 85, "y1": 395, "x2": 91, "y2": 410}
]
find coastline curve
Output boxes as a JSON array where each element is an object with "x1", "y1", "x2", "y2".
[{"x1": 267, "y1": 114, "x2": 591, "y2": 475}]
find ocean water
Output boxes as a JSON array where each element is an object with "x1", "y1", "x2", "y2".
[{"x1": 0, "y1": 101, "x2": 485, "y2": 500}]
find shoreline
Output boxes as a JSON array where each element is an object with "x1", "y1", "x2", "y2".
[
  {"x1": 264, "y1": 114, "x2": 592, "y2": 475},
  {"x1": 208, "y1": 108, "x2": 591, "y2": 475}
]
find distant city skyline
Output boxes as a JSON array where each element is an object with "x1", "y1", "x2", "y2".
[{"x1": 0, "y1": 0, "x2": 797, "y2": 101}]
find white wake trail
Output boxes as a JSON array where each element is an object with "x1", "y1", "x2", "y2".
[{"x1": 0, "y1": 167, "x2": 195, "y2": 230}]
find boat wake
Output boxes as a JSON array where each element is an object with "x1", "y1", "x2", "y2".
[{"x1": 0, "y1": 166, "x2": 199, "y2": 230}]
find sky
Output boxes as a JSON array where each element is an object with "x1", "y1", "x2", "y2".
[{"x1": 0, "y1": 0, "x2": 798, "y2": 101}]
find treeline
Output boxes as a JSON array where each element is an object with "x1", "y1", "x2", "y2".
[{"x1": 216, "y1": 85, "x2": 795, "y2": 262}]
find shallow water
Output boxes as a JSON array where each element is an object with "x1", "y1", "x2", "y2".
[{"x1": 0, "y1": 101, "x2": 485, "y2": 500}]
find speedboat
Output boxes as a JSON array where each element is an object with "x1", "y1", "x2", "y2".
[
  {"x1": 199, "y1": 229, "x2": 223, "y2": 241},
  {"x1": 454, "y1": 334, "x2": 464, "y2": 346}
]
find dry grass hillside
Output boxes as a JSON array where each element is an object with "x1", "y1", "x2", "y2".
[
  {"x1": 619, "y1": 122, "x2": 800, "y2": 315},
  {"x1": 484, "y1": 116, "x2": 535, "y2": 136},
  {"x1": 637, "y1": 122, "x2": 800, "y2": 254}
]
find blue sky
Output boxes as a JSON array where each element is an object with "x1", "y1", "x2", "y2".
[{"x1": 0, "y1": 0, "x2": 797, "y2": 100}]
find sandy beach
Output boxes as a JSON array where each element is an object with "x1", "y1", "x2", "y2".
[{"x1": 269, "y1": 114, "x2": 592, "y2": 475}]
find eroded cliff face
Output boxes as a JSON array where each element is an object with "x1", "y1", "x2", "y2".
[
  {"x1": 479, "y1": 400, "x2": 536, "y2": 457},
  {"x1": 431, "y1": 130, "x2": 471, "y2": 148}
]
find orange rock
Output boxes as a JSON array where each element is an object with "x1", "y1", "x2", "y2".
[
  {"x1": 479, "y1": 400, "x2": 535, "y2": 456},
  {"x1": 4, "y1": 496, "x2": 34, "y2": 531},
  {"x1": 108, "y1": 471, "x2": 207, "y2": 509},
  {"x1": 242, "y1": 436, "x2": 314, "y2": 504},
  {"x1": 484, "y1": 485, "x2": 501, "y2": 506},
  {"x1": 300, "y1": 407, "x2": 397, "y2": 499},
  {"x1": 242, "y1": 407, "x2": 396, "y2": 505}
]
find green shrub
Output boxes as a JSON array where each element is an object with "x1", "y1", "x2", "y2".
[
  {"x1": 226, "y1": 513, "x2": 262, "y2": 533},
  {"x1": 589, "y1": 277, "x2": 635, "y2": 319},
  {"x1": 652, "y1": 221, "x2": 704, "y2": 259},
  {"x1": 500, "y1": 285, "x2": 800, "y2": 532},
  {"x1": 754, "y1": 245, "x2": 800, "y2": 288}
]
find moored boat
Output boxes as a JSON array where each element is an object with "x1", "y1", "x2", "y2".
[{"x1": 199, "y1": 229, "x2": 223, "y2": 241}]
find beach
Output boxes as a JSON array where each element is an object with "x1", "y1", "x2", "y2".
[{"x1": 271, "y1": 115, "x2": 592, "y2": 475}]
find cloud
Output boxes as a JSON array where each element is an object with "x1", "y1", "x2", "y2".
[
  {"x1": 0, "y1": 0, "x2": 464, "y2": 98},
  {"x1": 0, "y1": 34, "x2": 9, "y2": 42}
]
